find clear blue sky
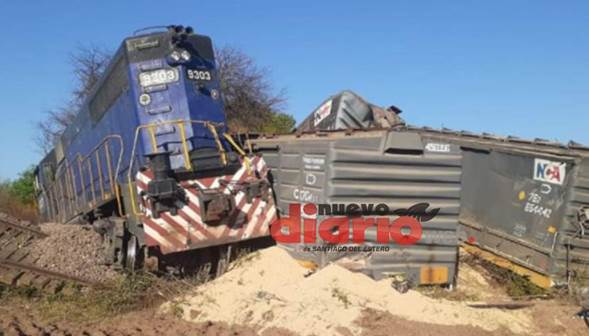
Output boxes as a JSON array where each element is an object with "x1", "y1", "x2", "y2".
[{"x1": 0, "y1": 0, "x2": 587, "y2": 179}]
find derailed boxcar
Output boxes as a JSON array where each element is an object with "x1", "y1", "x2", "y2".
[
  {"x1": 412, "y1": 128, "x2": 589, "y2": 287},
  {"x1": 251, "y1": 128, "x2": 462, "y2": 286},
  {"x1": 259, "y1": 89, "x2": 589, "y2": 288}
]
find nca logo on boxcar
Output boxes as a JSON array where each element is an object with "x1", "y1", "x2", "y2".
[{"x1": 534, "y1": 158, "x2": 566, "y2": 185}]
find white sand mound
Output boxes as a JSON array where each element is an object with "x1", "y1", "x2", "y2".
[{"x1": 171, "y1": 247, "x2": 531, "y2": 335}]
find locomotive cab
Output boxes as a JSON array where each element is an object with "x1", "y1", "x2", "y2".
[{"x1": 124, "y1": 25, "x2": 239, "y2": 176}]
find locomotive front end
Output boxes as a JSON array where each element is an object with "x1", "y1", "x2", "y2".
[{"x1": 123, "y1": 26, "x2": 277, "y2": 270}]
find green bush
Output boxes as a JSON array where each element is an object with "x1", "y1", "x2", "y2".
[
  {"x1": 0, "y1": 166, "x2": 37, "y2": 221},
  {"x1": 260, "y1": 112, "x2": 296, "y2": 134},
  {"x1": 9, "y1": 166, "x2": 36, "y2": 205}
]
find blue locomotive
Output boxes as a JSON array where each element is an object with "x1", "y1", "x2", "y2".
[{"x1": 34, "y1": 25, "x2": 277, "y2": 271}]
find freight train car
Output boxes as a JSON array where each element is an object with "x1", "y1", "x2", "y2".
[
  {"x1": 250, "y1": 93, "x2": 462, "y2": 287},
  {"x1": 265, "y1": 90, "x2": 589, "y2": 288},
  {"x1": 34, "y1": 25, "x2": 276, "y2": 272},
  {"x1": 411, "y1": 127, "x2": 589, "y2": 287}
]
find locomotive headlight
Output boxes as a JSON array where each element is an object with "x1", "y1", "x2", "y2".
[
  {"x1": 169, "y1": 50, "x2": 181, "y2": 62},
  {"x1": 180, "y1": 50, "x2": 191, "y2": 62}
]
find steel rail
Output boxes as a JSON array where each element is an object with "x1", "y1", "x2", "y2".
[
  {"x1": 0, "y1": 212, "x2": 97, "y2": 289},
  {"x1": 0, "y1": 218, "x2": 47, "y2": 239},
  {"x1": 0, "y1": 258, "x2": 96, "y2": 286}
]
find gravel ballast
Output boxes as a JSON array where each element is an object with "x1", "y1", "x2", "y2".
[{"x1": 27, "y1": 223, "x2": 120, "y2": 283}]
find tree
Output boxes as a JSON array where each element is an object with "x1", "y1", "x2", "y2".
[
  {"x1": 9, "y1": 166, "x2": 36, "y2": 205},
  {"x1": 36, "y1": 46, "x2": 111, "y2": 154},
  {"x1": 259, "y1": 113, "x2": 296, "y2": 134},
  {"x1": 215, "y1": 46, "x2": 289, "y2": 133},
  {"x1": 0, "y1": 166, "x2": 38, "y2": 221},
  {"x1": 35, "y1": 44, "x2": 293, "y2": 153},
  {"x1": 69, "y1": 46, "x2": 111, "y2": 105}
]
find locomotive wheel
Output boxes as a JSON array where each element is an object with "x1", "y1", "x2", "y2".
[
  {"x1": 125, "y1": 235, "x2": 142, "y2": 271},
  {"x1": 101, "y1": 234, "x2": 116, "y2": 265},
  {"x1": 215, "y1": 245, "x2": 232, "y2": 278},
  {"x1": 100, "y1": 227, "x2": 124, "y2": 269}
]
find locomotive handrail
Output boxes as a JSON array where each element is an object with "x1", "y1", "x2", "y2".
[
  {"x1": 126, "y1": 119, "x2": 226, "y2": 216},
  {"x1": 124, "y1": 121, "x2": 258, "y2": 218},
  {"x1": 128, "y1": 119, "x2": 225, "y2": 172},
  {"x1": 223, "y1": 133, "x2": 253, "y2": 173},
  {"x1": 223, "y1": 133, "x2": 247, "y2": 156},
  {"x1": 43, "y1": 126, "x2": 250, "y2": 222},
  {"x1": 133, "y1": 25, "x2": 170, "y2": 36},
  {"x1": 207, "y1": 123, "x2": 228, "y2": 166},
  {"x1": 75, "y1": 135, "x2": 125, "y2": 217},
  {"x1": 42, "y1": 154, "x2": 84, "y2": 222}
]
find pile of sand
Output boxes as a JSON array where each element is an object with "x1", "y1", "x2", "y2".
[{"x1": 170, "y1": 247, "x2": 531, "y2": 336}]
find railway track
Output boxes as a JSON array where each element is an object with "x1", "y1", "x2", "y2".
[{"x1": 0, "y1": 213, "x2": 96, "y2": 292}]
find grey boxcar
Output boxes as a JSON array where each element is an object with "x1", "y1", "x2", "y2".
[
  {"x1": 257, "y1": 89, "x2": 589, "y2": 288},
  {"x1": 252, "y1": 128, "x2": 462, "y2": 286},
  {"x1": 410, "y1": 127, "x2": 589, "y2": 287}
]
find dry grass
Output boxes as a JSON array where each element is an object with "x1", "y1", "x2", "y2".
[
  {"x1": 463, "y1": 253, "x2": 548, "y2": 299},
  {"x1": 0, "y1": 188, "x2": 37, "y2": 222},
  {"x1": 0, "y1": 272, "x2": 202, "y2": 323},
  {"x1": 0, "y1": 241, "x2": 266, "y2": 325},
  {"x1": 331, "y1": 287, "x2": 351, "y2": 309},
  {"x1": 417, "y1": 285, "x2": 480, "y2": 302}
]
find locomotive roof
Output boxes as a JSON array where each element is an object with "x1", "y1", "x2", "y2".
[{"x1": 55, "y1": 26, "x2": 215, "y2": 159}]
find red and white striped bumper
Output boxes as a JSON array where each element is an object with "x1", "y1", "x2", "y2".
[{"x1": 135, "y1": 156, "x2": 277, "y2": 254}]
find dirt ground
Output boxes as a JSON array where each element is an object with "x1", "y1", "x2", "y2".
[
  {"x1": 356, "y1": 309, "x2": 514, "y2": 336},
  {"x1": 0, "y1": 306, "x2": 516, "y2": 336},
  {"x1": 0, "y1": 306, "x2": 296, "y2": 336},
  {"x1": 2, "y1": 241, "x2": 589, "y2": 336},
  {"x1": 2, "y1": 294, "x2": 586, "y2": 336}
]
